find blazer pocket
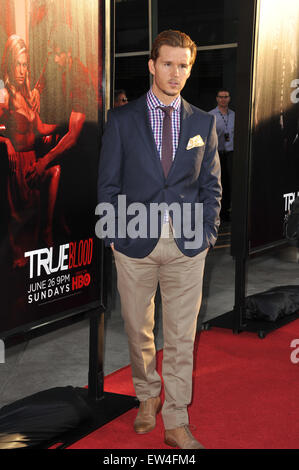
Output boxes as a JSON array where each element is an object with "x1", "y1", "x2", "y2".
[{"x1": 187, "y1": 147, "x2": 205, "y2": 180}]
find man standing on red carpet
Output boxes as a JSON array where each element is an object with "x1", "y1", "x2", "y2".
[{"x1": 98, "y1": 30, "x2": 221, "y2": 449}]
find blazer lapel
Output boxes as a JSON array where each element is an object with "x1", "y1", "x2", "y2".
[
  {"x1": 166, "y1": 98, "x2": 194, "y2": 179},
  {"x1": 133, "y1": 95, "x2": 165, "y2": 179},
  {"x1": 177, "y1": 98, "x2": 194, "y2": 155}
]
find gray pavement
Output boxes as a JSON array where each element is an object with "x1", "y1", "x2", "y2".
[{"x1": 0, "y1": 225, "x2": 298, "y2": 410}]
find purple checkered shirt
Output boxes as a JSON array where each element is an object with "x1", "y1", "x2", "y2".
[
  {"x1": 146, "y1": 88, "x2": 181, "y2": 160},
  {"x1": 146, "y1": 89, "x2": 181, "y2": 226}
]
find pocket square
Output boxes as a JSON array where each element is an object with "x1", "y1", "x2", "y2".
[{"x1": 186, "y1": 135, "x2": 205, "y2": 150}]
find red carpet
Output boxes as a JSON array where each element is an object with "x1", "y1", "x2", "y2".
[{"x1": 69, "y1": 320, "x2": 299, "y2": 449}]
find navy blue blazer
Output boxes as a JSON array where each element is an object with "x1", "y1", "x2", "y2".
[{"x1": 97, "y1": 94, "x2": 222, "y2": 258}]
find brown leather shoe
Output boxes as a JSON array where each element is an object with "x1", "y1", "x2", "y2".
[
  {"x1": 164, "y1": 425, "x2": 205, "y2": 449},
  {"x1": 134, "y1": 396, "x2": 162, "y2": 434}
]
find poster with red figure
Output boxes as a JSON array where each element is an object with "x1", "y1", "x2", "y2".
[{"x1": 0, "y1": 0, "x2": 103, "y2": 336}]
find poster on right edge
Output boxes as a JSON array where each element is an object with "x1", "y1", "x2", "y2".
[{"x1": 249, "y1": 0, "x2": 299, "y2": 251}]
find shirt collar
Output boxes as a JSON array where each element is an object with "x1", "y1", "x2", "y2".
[
  {"x1": 217, "y1": 106, "x2": 230, "y2": 115},
  {"x1": 147, "y1": 88, "x2": 181, "y2": 112}
]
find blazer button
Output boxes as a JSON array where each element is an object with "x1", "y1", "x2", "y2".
[{"x1": 164, "y1": 184, "x2": 168, "y2": 189}]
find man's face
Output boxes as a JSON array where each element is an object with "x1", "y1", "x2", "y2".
[
  {"x1": 54, "y1": 47, "x2": 68, "y2": 68},
  {"x1": 115, "y1": 93, "x2": 128, "y2": 107},
  {"x1": 14, "y1": 52, "x2": 27, "y2": 87},
  {"x1": 216, "y1": 92, "x2": 231, "y2": 108},
  {"x1": 148, "y1": 45, "x2": 192, "y2": 104}
]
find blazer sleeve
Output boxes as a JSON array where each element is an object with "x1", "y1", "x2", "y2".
[
  {"x1": 97, "y1": 109, "x2": 123, "y2": 246},
  {"x1": 198, "y1": 114, "x2": 222, "y2": 248}
]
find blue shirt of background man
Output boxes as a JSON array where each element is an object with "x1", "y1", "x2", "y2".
[{"x1": 209, "y1": 106, "x2": 235, "y2": 152}]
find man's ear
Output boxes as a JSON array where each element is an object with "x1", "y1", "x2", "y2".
[{"x1": 148, "y1": 58, "x2": 155, "y2": 76}]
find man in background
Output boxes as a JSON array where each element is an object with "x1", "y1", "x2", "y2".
[
  {"x1": 27, "y1": 27, "x2": 97, "y2": 240},
  {"x1": 209, "y1": 89, "x2": 235, "y2": 221},
  {"x1": 114, "y1": 89, "x2": 128, "y2": 107}
]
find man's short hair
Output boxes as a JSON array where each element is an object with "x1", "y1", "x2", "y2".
[
  {"x1": 150, "y1": 30, "x2": 197, "y2": 66},
  {"x1": 114, "y1": 89, "x2": 126, "y2": 100},
  {"x1": 217, "y1": 89, "x2": 230, "y2": 96},
  {"x1": 50, "y1": 23, "x2": 73, "y2": 54}
]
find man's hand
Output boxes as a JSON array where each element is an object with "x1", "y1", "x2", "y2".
[
  {"x1": 26, "y1": 157, "x2": 48, "y2": 188},
  {"x1": 31, "y1": 88, "x2": 40, "y2": 114},
  {"x1": 42, "y1": 135, "x2": 53, "y2": 145},
  {"x1": 6, "y1": 140, "x2": 17, "y2": 173}
]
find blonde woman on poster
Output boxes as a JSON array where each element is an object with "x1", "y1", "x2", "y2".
[{"x1": 0, "y1": 35, "x2": 60, "y2": 267}]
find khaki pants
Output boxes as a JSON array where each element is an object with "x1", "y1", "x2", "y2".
[{"x1": 113, "y1": 223, "x2": 208, "y2": 429}]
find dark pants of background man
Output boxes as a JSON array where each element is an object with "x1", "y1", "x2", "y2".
[{"x1": 219, "y1": 150, "x2": 233, "y2": 222}]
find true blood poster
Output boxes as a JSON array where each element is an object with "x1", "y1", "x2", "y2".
[
  {"x1": 0, "y1": 0, "x2": 102, "y2": 336},
  {"x1": 249, "y1": 0, "x2": 299, "y2": 250}
]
